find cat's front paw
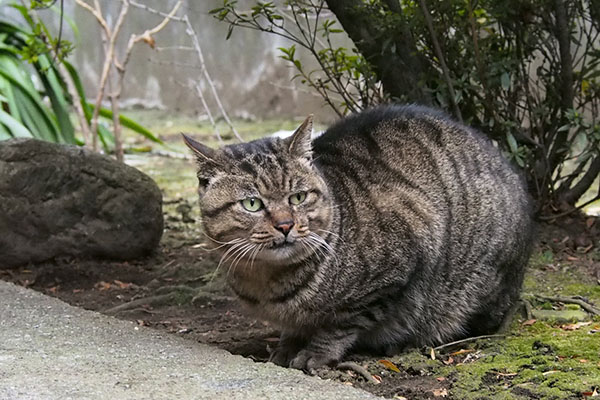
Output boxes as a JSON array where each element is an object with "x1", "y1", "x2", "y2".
[
  {"x1": 289, "y1": 349, "x2": 339, "y2": 372},
  {"x1": 269, "y1": 346, "x2": 297, "y2": 367}
]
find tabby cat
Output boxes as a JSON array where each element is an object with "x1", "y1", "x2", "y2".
[{"x1": 183, "y1": 105, "x2": 534, "y2": 371}]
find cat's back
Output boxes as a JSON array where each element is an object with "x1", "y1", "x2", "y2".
[
  {"x1": 313, "y1": 104, "x2": 526, "y2": 202},
  {"x1": 312, "y1": 104, "x2": 532, "y2": 269},
  {"x1": 315, "y1": 104, "x2": 498, "y2": 167}
]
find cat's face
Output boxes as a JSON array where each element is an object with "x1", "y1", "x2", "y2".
[{"x1": 184, "y1": 116, "x2": 333, "y2": 267}]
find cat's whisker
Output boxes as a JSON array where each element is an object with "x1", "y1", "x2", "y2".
[
  {"x1": 216, "y1": 240, "x2": 249, "y2": 276},
  {"x1": 204, "y1": 237, "x2": 245, "y2": 252},
  {"x1": 317, "y1": 229, "x2": 344, "y2": 244},
  {"x1": 249, "y1": 243, "x2": 264, "y2": 271},
  {"x1": 308, "y1": 232, "x2": 339, "y2": 265},
  {"x1": 228, "y1": 243, "x2": 257, "y2": 277},
  {"x1": 303, "y1": 236, "x2": 328, "y2": 262},
  {"x1": 202, "y1": 231, "x2": 240, "y2": 245},
  {"x1": 209, "y1": 240, "x2": 246, "y2": 283}
]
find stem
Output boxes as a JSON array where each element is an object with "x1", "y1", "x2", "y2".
[
  {"x1": 183, "y1": 15, "x2": 242, "y2": 142},
  {"x1": 418, "y1": 0, "x2": 463, "y2": 122}
]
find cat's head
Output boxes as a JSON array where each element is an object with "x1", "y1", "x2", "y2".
[{"x1": 183, "y1": 116, "x2": 333, "y2": 267}]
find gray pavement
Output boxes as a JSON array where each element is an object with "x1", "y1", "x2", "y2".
[{"x1": 0, "y1": 281, "x2": 379, "y2": 400}]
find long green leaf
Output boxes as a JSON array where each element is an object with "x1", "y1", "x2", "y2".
[
  {"x1": 0, "y1": 54, "x2": 60, "y2": 141},
  {"x1": 0, "y1": 108, "x2": 34, "y2": 138},
  {"x1": 14, "y1": 88, "x2": 57, "y2": 141},
  {"x1": 90, "y1": 105, "x2": 164, "y2": 144},
  {"x1": 0, "y1": 121, "x2": 13, "y2": 140},
  {"x1": 37, "y1": 54, "x2": 76, "y2": 143},
  {"x1": 63, "y1": 60, "x2": 93, "y2": 118}
]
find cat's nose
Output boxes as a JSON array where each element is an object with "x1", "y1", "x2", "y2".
[{"x1": 274, "y1": 220, "x2": 295, "y2": 236}]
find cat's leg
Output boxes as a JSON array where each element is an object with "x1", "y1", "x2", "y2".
[
  {"x1": 289, "y1": 328, "x2": 359, "y2": 371},
  {"x1": 269, "y1": 330, "x2": 307, "y2": 367}
]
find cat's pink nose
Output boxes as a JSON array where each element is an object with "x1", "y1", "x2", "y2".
[{"x1": 274, "y1": 220, "x2": 294, "y2": 236}]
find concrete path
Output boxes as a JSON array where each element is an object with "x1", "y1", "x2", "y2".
[{"x1": 0, "y1": 281, "x2": 379, "y2": 399}]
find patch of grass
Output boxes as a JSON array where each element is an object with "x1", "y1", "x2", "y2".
[{"x1": 120, "y1": 109, "x2": 311, "y2": 152}]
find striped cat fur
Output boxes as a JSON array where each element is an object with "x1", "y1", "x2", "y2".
[{"x1": 183, "y1": 104, "x2": 534, "y2": 371}]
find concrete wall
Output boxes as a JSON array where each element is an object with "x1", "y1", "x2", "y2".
[{"x1": 52, "y1": 0, "x2": 341, "y2": 122}]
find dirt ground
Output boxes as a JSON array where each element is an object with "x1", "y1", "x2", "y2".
[{"x1": 2, "y1": 153, "x2": 600, "y2": 399}]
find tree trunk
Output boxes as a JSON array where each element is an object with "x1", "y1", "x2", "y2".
[
  {"x1": 547, "y1": 0, "x2": 575, "y2": 177},
  {"x1": 325, "y1": 0, "x2": 432, "y2": 104},
  {"x1": 559, "y1": 156, "x2": 600, "y2": 206}
]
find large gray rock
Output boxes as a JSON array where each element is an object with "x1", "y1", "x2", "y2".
[{"x1": 0, "y1": 138, "x2": 163, "y2": 267}]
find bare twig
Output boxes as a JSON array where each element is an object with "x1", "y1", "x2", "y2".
[
  {"x1": 417, "y1": 0, "x2": 463, "y2": 123},
  {"x1": 109, "y1": 0, "x2": 182, "y2": 161},
  {"x1": 104, "y1": 293, "x2": 178, "y2": 314},
  {"x1": 182, "y1": 15, "x2": 242, "y2": 142},
  {"x1": 337, "y1": 362, "x2": 378, "y2": 384},
  {"x1": 129, "y1": 0, "x2": 241, "y2": 143},
  {"x1": 538, "y1": 192, "x2": 600, "y2": 220},
  {"x1": 76, "y1": 0, "x2": 181, "y2": 159},
  {"x1": 531, "y1": 294, "x2": 600, "y2": 316},
  {"x1": 433, "y1": 334, "x2": 506, "y2": 352},
  {"x1": 192, "y1": 81, "x2": 224, "y2": 144},
  {"x1": 75, "y1": 0, "x2": 128, "y2": 152}
]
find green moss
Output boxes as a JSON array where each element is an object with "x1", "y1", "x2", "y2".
[{"x1": 445, "y1": 322, "x2": 600, "y2": 399}]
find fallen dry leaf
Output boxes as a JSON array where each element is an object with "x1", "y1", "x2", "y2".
[
  {"x1": 432, "y1": 388, "x2": 448, "y2": 397},
  {"x1": 72, "y1": 288, "x2": 83, "y2": 293},
  {"x1": 561, "y1": 321, "x2": 592, "y2": 331},
  {"x1": 581, "y1": 244, "x2": 594, "y2": 253},
  {"x1": 567, "y1": 256, "x2": 579, "y2": 261},
  {"x1": 95, "y1": 281, "x2": 112, "y2": 291},
  {"x1": 586, "y1": 218, "x2": 595, "y2": 228},
  {"x1": 450, "y1": 349, "x2": 474, "y2": 356},
  {"x1": 113, "y1": 280, "x2": 133, "y2": 290},
  {"x1": 580, "y1": 359, "x2": 589, "y2": 363},
  {"x1": 436, "y1": 377, "x2": 446, "y2": 382},
  {"x1": 371, "y1": 374, "x2": 382, "y2": 384},
  {"x1": 378, "y1": 359, "x2": 401, "y2": 373},
  {"x1": 430, "y1": 347, "x2": 436, "y2": 360},
  {"x1": 443, "y1": 357, "x2": 455, "y2": 365},
  {"x1": 47, "y1": 286, "x2": 59, "y2": 294},
  {"x1": 522, "y1": 319, "x2": 537, "y2": 326},
  {"x1": 542, "y1": 370, "x2": 559, "y2": 376},
  {"x1": 496, "y1": 372, "x2": 517, "y2": 378}
]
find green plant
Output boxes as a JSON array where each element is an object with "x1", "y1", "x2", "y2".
[
  {"x1": 0, "y1": 1, "x2": 163, "y2": 152},
  {"x1": 0, "y1": 13, "x2": 75, "y2": 143},
  {"x1": 211, "y1": 0, "x2": 600, "y2": 215}
]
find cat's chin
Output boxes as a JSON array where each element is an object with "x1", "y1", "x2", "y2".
[{"x1": 257, "y1": 243, "x2": 310, "y2": 264}]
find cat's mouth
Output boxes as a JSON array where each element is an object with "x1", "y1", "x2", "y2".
[{"x1": 270, "y1": 239, "x2": 296, "y2": 249}]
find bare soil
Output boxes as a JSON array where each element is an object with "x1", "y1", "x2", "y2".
[{"x1": 2, "y1": 153, "x2": 599, "y2": 399}]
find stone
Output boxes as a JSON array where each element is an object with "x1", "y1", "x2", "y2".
[{"x1": 0, "y1": 138, "x2": 163, "y2": 267}]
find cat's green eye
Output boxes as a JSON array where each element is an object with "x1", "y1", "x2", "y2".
[
  {"x1": 289, "y1": 191, "x2": 307, "y2": 205},
  {"x1": 241, "y1": 197, "x2": 263, "y2": 212}
]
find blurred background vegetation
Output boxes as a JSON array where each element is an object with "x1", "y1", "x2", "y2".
[{"x1": 0, "y1": 0, "x2": 598, "y2": 217}]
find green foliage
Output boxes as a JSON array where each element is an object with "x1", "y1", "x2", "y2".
[
  {"x1": 210, "y1": 0, "x2": 383, "y2": 116},
  {"x1": 0, "y1": 7, "x2": 75, "y2": 143},
  {"x1": 212, "y1": 0, "x2": 600, "y2": 212},
  {"x1": 0, "y1": 2, "x2": 162, "y2": 151}
]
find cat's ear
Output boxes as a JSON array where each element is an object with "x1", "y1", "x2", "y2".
[
  {"x1": 182, "y1": 133, "x2": 223, "y2": 192},
  {"x1": 182, "y1": 133, "x2": 218, "y2": 162},
  {"x1": 286, "y1": 115, "x2": 313, "y2": 162}
]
